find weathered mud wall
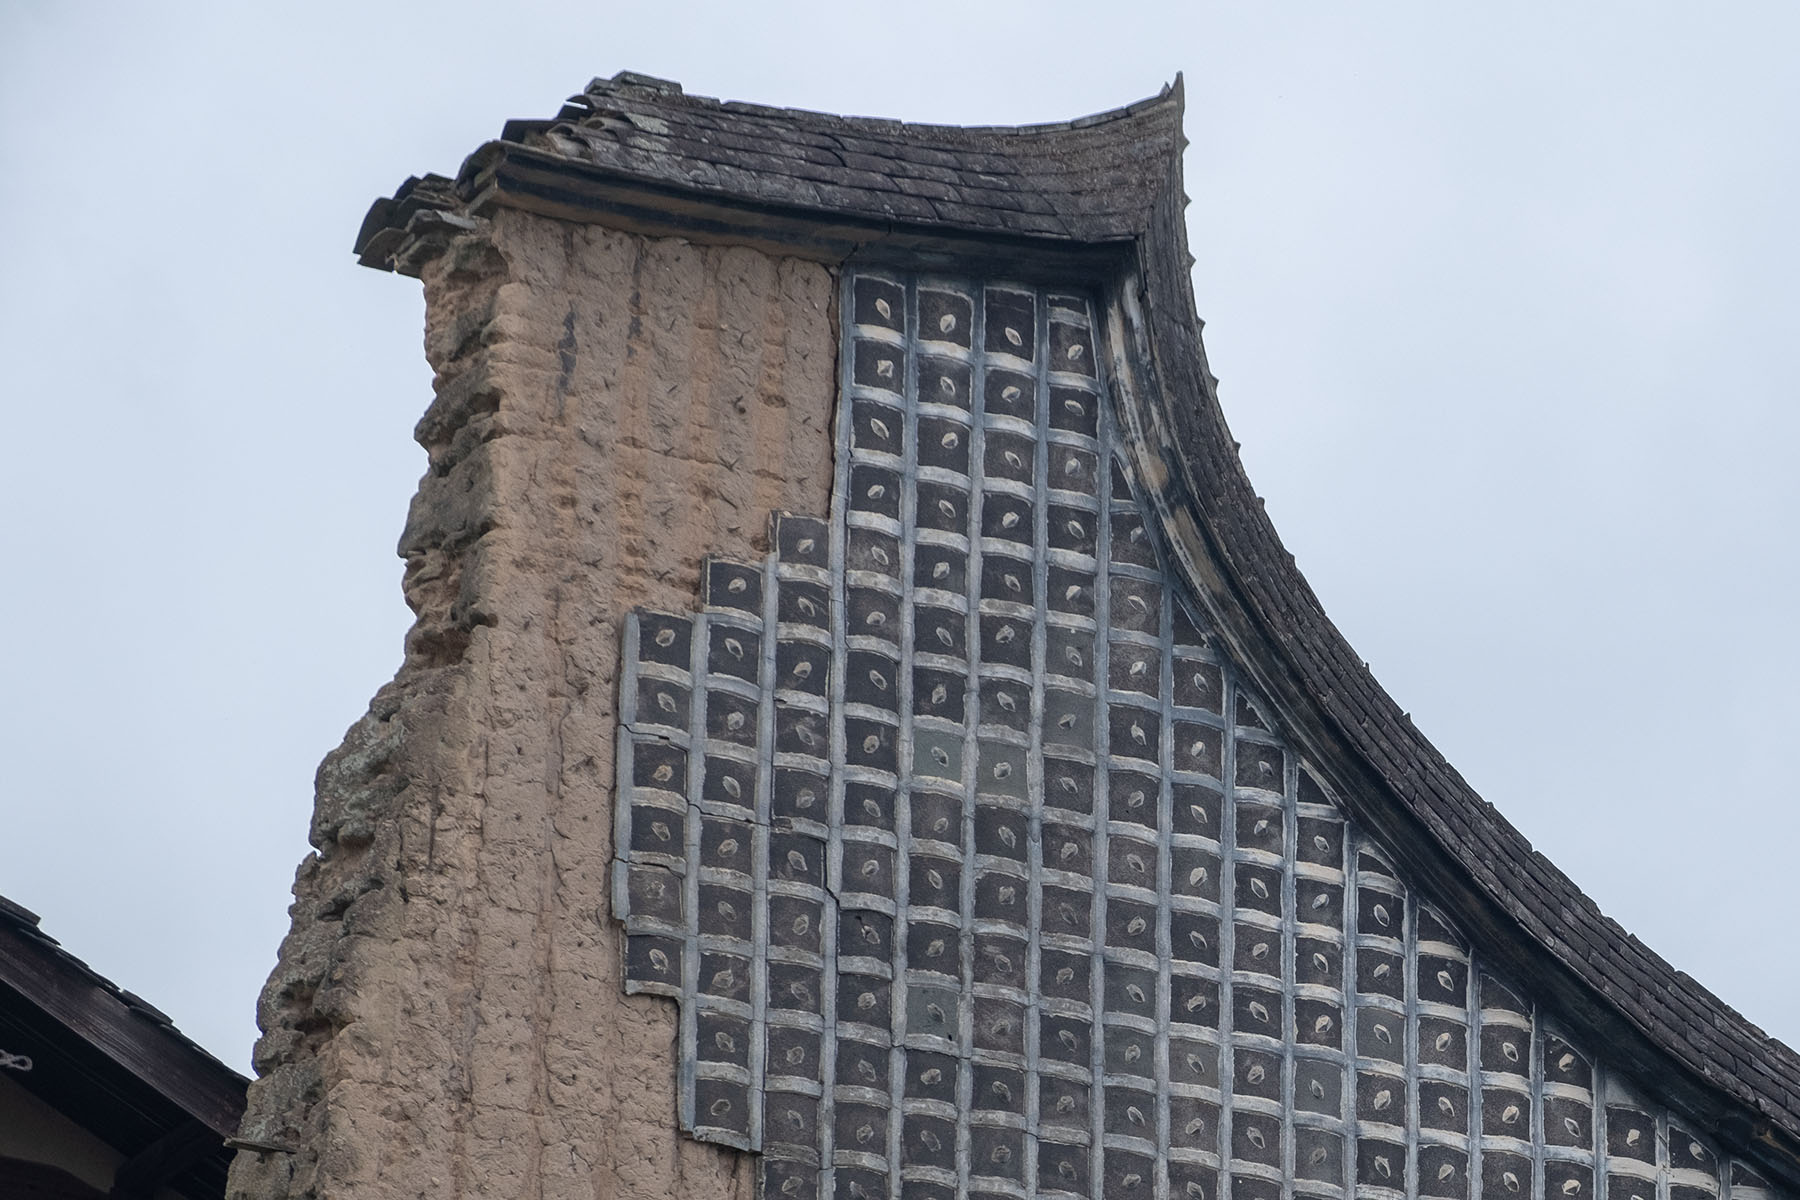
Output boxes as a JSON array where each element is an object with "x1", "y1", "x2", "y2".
[{"x1": 230, "y1": 209, "x2": 837, "y2": 1199}]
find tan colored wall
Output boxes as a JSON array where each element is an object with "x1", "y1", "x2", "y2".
[{"x1": 230, "y1": 210, "x2": 838, "y2": 1199}]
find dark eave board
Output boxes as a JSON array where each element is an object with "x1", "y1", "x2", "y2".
[{"x1": 0, "y1": 896, "x2": 247, "y2": 1200}]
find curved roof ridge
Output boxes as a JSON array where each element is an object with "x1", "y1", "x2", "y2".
[
  {"x1": 1126, "y1": 116, "x2": 1800, "y2": 1167},
  {"x1": 577, "y1": 68, "x2": 1183, "y2": 139},
  {"x1": 350, "y1": 71, "x2": 1800, "y2": 1181}
]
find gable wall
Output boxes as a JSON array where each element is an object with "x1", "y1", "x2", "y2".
[{"x1": 233, "y1": 201, "x2": 1790, "y2": 1200}]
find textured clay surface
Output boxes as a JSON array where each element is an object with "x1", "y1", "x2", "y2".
[{"x1": 230, "y1": 210, "x2": 837, "y2": 1199}]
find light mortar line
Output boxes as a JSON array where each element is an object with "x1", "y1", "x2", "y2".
[
  {"x1": 957, "y1": 279, "x2": 991, "y2": 1200},
  {"x1": 681, "y1": 605, "x2": 709, "y2": 1136},
  {"x1": 1342, "y1": 825, "x2": 1361, "y2": 1199},
  {"x1": 1403, "y1": 888, "x2": 1420, "y2": 1200},
  {"x1": 1657, "y1": 1104, "x2": 1671, "y2": 1200},
  {"x1": 1531, "y1": 1001, "x2": 1548, "y2": 1200},
  {"x1": 1218, "y1": 663, "x2": 1240, "y2": 1200},
  {"x1": 611, "y1": 613, "x2": 641, "y2": 937},
  {"x1": 1596, "y1": 1059, "x2": 1611, "y2": 1200},
  {"x1": 1024, "y1": 284, "x2": 1052, "y2": 1199},
  {"x1": 1280, "y1": 746, "x2": 1299, "y2": 1200},
  {"x1": 821, "y1": 267, "x2": 861, "y2": 1200},
  {"x1": 1089, "y1": 360, "x2": 1117, "y2": 1200},
  {"x1": 1155, "y1": 497, "x2": 1177, "y2": 1200},
  {"x1": 1468, "y1": 945, "x2": 1485, "y2": 1200},
  {"x1": 883, "y1": 272, "x2": 920, "y2": 1200},
  {"x1": 750, "y1": 547, "x2": 781, "y2": 1152}
]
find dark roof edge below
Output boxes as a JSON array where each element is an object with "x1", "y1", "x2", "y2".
[
  {"x1": 0, "y1": 895, "x2": 248, "y2": 1137},
  {"x1": 348, "y1": 71, "x2": 1800, "y2": 1185}
]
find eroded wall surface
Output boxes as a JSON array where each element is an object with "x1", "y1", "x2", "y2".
[{"x1": 230, "y1": 210, "x2": 838, "y2": 1200}]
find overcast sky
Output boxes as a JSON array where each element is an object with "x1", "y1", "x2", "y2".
[{"x1": 3, "y1": 3, "x2": 1794, "y2": 1073}]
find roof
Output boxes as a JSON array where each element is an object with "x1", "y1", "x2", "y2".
[
  {"x1": 354, "y1": 71, "x2": 1178, "y2": 275},
  {"x1": 355, "y1": 70, "x2": 1800, "y2": 1185},
  {"x1": 0, "y1": 894, "x2": 248, "y2": 1199}
]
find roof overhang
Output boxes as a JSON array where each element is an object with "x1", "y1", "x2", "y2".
[{"x1": 0, "y1": 897, "x2": 248, "y2": 1199}]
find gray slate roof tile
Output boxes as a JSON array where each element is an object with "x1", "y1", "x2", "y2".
[{"x1": 490, "y1": 73, "x2": 1177, "y2": 242}]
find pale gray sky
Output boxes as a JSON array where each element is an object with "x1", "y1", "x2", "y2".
[{"x1": 2, "y1": 3, "x2": 1794, "y2": 1071}]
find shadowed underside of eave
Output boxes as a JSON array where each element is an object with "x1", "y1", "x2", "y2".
[{"x1": 353, "y1": 70, "x2": 1800, "y2": 1184}]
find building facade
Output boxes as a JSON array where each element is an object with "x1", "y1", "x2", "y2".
[{"x1": 228, "y1": 74, "x2": 1800, "y2": 1200}]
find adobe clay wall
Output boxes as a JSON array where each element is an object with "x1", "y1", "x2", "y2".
[{"x1": 229, "y1": 208, "x2": 837, "y2": 1199}]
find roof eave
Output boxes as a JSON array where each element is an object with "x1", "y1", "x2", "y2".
[
  {"x1": 355, "y1": 144, "x2": 1145, "y2": 281},
  {"x1": 1110, "y1": 150, "x2": 1800, "y2": 1185},
  {"x1": 0, "y1": 917, "x2": 246, "y2": 1137}
]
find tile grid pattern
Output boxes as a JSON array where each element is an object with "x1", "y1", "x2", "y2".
[{"x1": 611, "y1": 267, "x2": 1785, "y2": 1200}]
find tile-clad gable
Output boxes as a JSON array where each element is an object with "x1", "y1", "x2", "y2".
[{"x1": 355, "y1": 72, "x2": 1800, "y2": 1188}]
